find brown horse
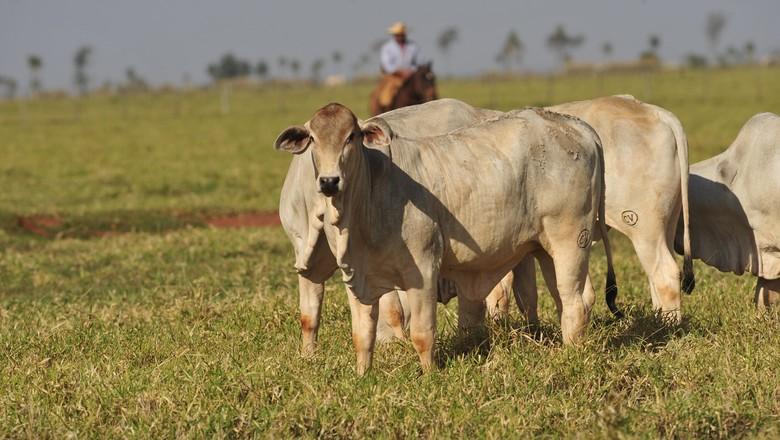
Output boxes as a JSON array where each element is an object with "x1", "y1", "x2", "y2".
[{"x1": 370, "y1": 63, "x2": 438, "y2": 116}]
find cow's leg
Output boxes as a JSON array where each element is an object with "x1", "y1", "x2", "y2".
[
  {"x1": 406, "y1": 273, "x2": 439, "y2": 372},
  {"x1": 346, "y1": 289, "x2": 379, "y2": 376},
  {"x1": 755, "y1": 278, "x2": 780, "y2": 312},
  {"x1": 397, "y1": 290, "x2": 411, "y2": 330},
  {"x1": 582, "y1": 273, "x2": 597, "y2": 317},
  {"x1": 376, "y1": 290, "x2": 406, "y2": 342},
  {"x1": 536, "y1": 252, "x2": 595, "y2": 320},
  {"x1": 458, "y1": 294, "x2": 486, "y2": 332},
  {"x1": 299, "y1": 275, "x2": 325, "y2": 356},
  {"x1": 632, "y1": 235, "x2": 682, "y2": 324},
  {"x1": 512, "y1": 256, "x2": 540, "y2": 325},
  {"x1": 538, "y1": 245, "x2": 589, "y2": 345},
  {"x1": 485, "y1": 272, "x2": 513, "y2": 321},
  {"x1": 536, "y1": 252, "x2": 563, "y2": 319}
]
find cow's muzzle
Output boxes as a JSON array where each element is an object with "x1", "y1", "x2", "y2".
[{"x1": 319, "y1": 176, "x2": 340, "y2": 196}]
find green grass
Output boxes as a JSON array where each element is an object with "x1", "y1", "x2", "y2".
[{"x1": 1, "y1": 67, "x2": 779, "y2": 437}]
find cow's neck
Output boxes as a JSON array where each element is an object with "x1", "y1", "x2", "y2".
[{"x1": 324, "y1": 146, "x2": 375, "y2": 289}]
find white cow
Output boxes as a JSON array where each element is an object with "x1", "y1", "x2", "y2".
[
  {"x1": 275, "y1": 103, "x2": 616, "y2": 373},
  {"x1": 676, "y1": 112, "x2": 780, "y2": 309},
  {"x1": 278, "y1": 99, "x2": 500, "y2": 355},
  {"x1": 489, "y1": 95, "x2": 694, "y2": 323}
]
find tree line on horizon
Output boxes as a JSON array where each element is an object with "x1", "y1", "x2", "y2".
[{"x1": 0, "y1": 12, "x2": 774, "y2": 99}]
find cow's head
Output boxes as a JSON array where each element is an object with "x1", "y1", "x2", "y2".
[{"x1": 274, "y1": 103, "x2": 392, "y2": 197}]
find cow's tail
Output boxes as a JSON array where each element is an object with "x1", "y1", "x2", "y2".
[
  {"x1": 595, "y1": 133, "x2": 621, "y2": 318},
  {"x1": 659, "y1": 109, "x2": 695, "y2": 294}
]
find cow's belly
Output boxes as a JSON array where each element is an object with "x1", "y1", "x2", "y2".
[{"x1": 441, "y1": 216, "x2": 539, "y2": 271}]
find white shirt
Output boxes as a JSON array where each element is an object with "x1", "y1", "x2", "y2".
[{"x1": 380, "y1": 39, "x2": 420, "y2": 73}]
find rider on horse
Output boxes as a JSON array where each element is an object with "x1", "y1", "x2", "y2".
[{"x1": 376, "y1": 22, "x2": 421, "y2": 108}]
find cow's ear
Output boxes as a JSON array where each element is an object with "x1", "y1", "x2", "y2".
[
  {"x1": 274, "y1": 125, "x2": 311, "y2": 154},
  {"x1": 360, "y1": 119, "x2": 393, "y2": 148}
]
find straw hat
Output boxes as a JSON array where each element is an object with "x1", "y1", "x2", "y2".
[{"x1": 387, "y1": 21, "x2": 408, "y2": 35}]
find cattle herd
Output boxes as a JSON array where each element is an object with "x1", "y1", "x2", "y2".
[{"x1": 274, "y1": 95, "x2": 780, "y2": 374}]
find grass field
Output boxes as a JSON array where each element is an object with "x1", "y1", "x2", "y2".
[{"x1": 1, "y1": 67, "x2": 779, "y2": 437}]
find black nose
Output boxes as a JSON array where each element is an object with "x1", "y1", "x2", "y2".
[{"x1": 319, "y1": 176, "x2": 340, "y2": 196}]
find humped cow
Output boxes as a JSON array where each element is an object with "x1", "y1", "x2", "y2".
[
  {"x1": 675, "y1": 112, "x2": 780, "y2": 309},
  {"x1": 275, "y1": 102, "x2": 616, "y2": 373},
  {"x1": 279, "y1": 99, "x2": 500, "y2": 356},
  {"x1": 488, "y1": 95, "x2": 694, "y2": 324}
]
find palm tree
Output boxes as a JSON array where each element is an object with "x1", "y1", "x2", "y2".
[
  {"x1": 331, "y1": 51, "x2": 343, "y2": 75},
  {"x1": 495, "y1": 31, "x2": 523, "y2": 73},
  {"x1": 289, "y1": 59, "x2": 301, "y2": 80},
  {"x1": 640, "y1": 35, "x2": 662, "y2": 65},
  {"x1": 601, "y1": 42, "x2": 613, "y2": 62},
  {"x1": 744, "y1": 41, "x2": 756, "y2": 65},
  {"x1": 124, "y1": 67, "x2": 148, "y2": 91},
  {"x1": 27, "y1": 55, "x2": 43, "y2": 95},
  {"x1": 649, "y1": 35, "x2": 661, "y2": 58},
  {"x1": 277, "y1": 56, "x2": 288, "y2": 79},
  {"x1": 437, "y1": 27, "x2": 459, "y2": 75},
  {"x1": 705, "y1": 12, "x2": 727, "y2": 63},
  {"x1": 310, "y1": 58, "x2": 325, "y2": 84},
  {"x1": 74, "y1": 46, "x2": 92, "y2": 96},
  {"x1": 0, "y1": 75, "x2": 18, "y2": 99},
  {"x1": 546, "y1": 25, "x2": 585, "y2": 69},
  {"x1": 256, "y1": 60, "x2": 270, "y2": 81}
]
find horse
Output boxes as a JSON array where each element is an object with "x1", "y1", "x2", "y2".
[{"x1": 369, "y1": 63, "x2": 438, "y2": 116}]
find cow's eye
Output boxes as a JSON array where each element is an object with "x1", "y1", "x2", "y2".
[{"x1": 345, "y1": 132, "x2": 353, "y2": 144}]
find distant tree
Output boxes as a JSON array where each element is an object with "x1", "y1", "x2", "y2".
[
  {"x1": 705, "y1": 12, "x2": 727, "y2": 62},
  {"x1": 649, "y1": 35, "x2": 661, "y2": 56},
  {"x1": 256, "y1": 60, "x2": 270, "y2": 81},
  {"x1": 330, "y1": 51, "x2": 343, "y2": 76},
  {"x1": 371, "y1": 38, "x2": 385, "y2": 53},
  {"x1": 720, "y1": 46, "x2": 742, "y2": 66},
  {"x1": 277, "y1": 56, "x2": 288, "y2": 78},
  {"x1": 0, "y1": 75, "x2": 18, "y2": 99},
  {"x1": 546, "y1": 25, "x2": 585, "y2": 68},
  {"x1": 74, "y1": 46, "x2": 92, "y2": 95},
  {"x1": 684, "y1": 53, "x2": 709, "y2": 69},
  {"x1": 601, "y1": 42, "x2": 614, "y2": 61},
  {"x1": 640, "y1": 34, "x2": 662, "y2": 63},
  {"x1": 352, "y1": 52, "x2": 372, "y2": 76},
  {"x1": 310, "y1": 58, "x2": 325, "y2": 83},
  {"x1": 437, "y1": 26, "x2": 459, "y2": 74},
  {"x1": 27, "y1": 55, "x2": 43, "y2": 95},
  {"x1": 206, "y1": 53, "x2": 251, "y2": 81},
  {"x1": 495, "y1": 30, "x2": 524, "y2": 73},
  {"x1": 744, "y1": 41, "x2": 756, "y2": 65},
  {"x1": 289, "y1": 59, "x2": 301, "y2": 79},
  {"x1": 124, "y1": 67, "x2": 148, "y2": 91}
]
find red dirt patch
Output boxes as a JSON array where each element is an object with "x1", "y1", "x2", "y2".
[
  {"x1": 17, "y1": 215, "x2": 64, "y2": 237},
  {"x1": 15, "y1": 211, "x2": 281, "y2": 238},
  {"x1": 204, "y1": 212, "x2": 281, "y2": 229}
]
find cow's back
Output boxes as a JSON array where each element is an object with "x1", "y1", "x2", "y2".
[
  {"x1": 372, "y1": 98, "x2": 499, "y2": 138},
  {"x1": 380, "y1": 108, "x2": 602, "y2": 269}
]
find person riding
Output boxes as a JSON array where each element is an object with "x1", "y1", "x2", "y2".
[{"x1": 377, "y1": 21, "x2": 421, "y2": 107}]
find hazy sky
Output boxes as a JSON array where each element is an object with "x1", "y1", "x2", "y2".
[{"x1": 1, "y1": 0, "x2": 778, "y2": 92}]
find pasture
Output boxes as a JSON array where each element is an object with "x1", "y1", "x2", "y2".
[{"x1": 1, "y1": 67, "x2": 779, "y2": 437}]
